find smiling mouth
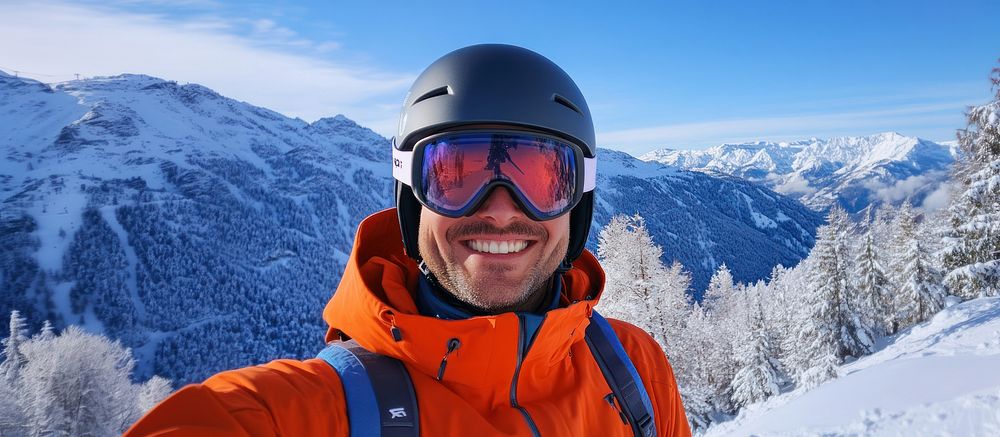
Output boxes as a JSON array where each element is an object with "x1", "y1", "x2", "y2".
[{"x1": 466, "y1": 239, "x2": 530, "y2": 254}]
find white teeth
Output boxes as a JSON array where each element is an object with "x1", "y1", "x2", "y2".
[{"x1": 468, "y1": 240, "x2": 529, "y2": 254}]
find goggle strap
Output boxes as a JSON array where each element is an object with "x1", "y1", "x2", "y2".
[
  {"x1": 392, "y1": 148, "x2": 414, "y2": 186},
  {"x1": 583, "y1": 157, "x2": 596, "y2": 192}
]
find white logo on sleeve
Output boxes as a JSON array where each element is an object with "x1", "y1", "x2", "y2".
[{"x1": 389, "y1": 407, "x2": 407, "y2": 419}]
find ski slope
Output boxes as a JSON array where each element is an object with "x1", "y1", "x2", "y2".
[{"x1": 705, "y1": 297, "x2": 1000, "y2": 436}]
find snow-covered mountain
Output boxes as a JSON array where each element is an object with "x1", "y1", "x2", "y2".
[
  {"x1": 591, "y1": 149, "x2": 822, "y2": 295},
  {"x1": 641, "y1": 133, "x2": 957, "y2": 213},
  {"x1": 705, "y1": 296, "x2": 1000, "y2": 436},
  {"x1": 0, "y1": 71, "x2": 820, "y2": 384},
  {"x1": 1, "y1": 71, "x2": 393, "y2": 384}
]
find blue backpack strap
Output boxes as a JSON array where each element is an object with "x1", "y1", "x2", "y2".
[
  {"x1": 317, "y1": 340, "x2": 419, "y2": 437},
  {"x1": 585, "y1": 310, "x2": 657, "y2": 437}
]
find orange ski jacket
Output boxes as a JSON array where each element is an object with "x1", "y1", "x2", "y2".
[{"x1": 127, "y1": 209, "x2": 691, "y2": 436}]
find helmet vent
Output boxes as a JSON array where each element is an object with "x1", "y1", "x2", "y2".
[
  {"x1": 552, "y1": 93, "x2": 583, "y2": 116},
  {"x1": 413, "y1": 86, "x2": 452, "y2": 105}
]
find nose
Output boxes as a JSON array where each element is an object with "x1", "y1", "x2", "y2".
[{"x1": 474, "y1": 187, "x2": 526, "y2": 226}]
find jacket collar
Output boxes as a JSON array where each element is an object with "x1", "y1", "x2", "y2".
[
  {"x1": 323, "y1": 209, "x2": 606, "y2": 390},
  {"x1": 414, "y1": 272, "x2": 562, "y2": 320}
]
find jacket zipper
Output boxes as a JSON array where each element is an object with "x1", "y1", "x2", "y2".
[{"x1": 512, "y1": 314, "x2": 543, "y2": 437}]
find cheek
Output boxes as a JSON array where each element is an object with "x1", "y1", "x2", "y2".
[
  {"x1": 418, "y1": 210, "x2": 458, "y2": 257},
  {"x1": 553, "y1": 216, "x2": 571, "y2": 241},
  {"x1": 542, "y1": 217, "x2": 571, "y2": 250},
  {"x1": 417, "y1": 211, "x2": 437, "y2": 256}
]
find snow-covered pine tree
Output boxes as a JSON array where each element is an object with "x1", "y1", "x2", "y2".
[
  {"x1": 1, "y1": 310, "x2": 28, "y2": 382},
  {"x1": 596, "y1": 213, "x2": 680, "y2": 348},
  {"x1": 886, "y1": 200, "x2": 920, "y2": 333},
  {"x1": 854, "y1": 227, "x2": 892, "y2": 337},
  {"x1": 806, "y1": 206, "x2": 874, "y2": 361},
  {"x1": 785, "y1": 254, "x2": 839, "y2": 388},
  {"x1": 943, "y1": 64, "x2": 1000, "y2": 298},
  {"x1": 37, "y1": 320, "x2": 55, "y2": 341},
  {"x1": 730, "y1": 294, "x2": 782, "y2": 407},
  {"x1": 888, "y1": 200, "x2": 918, "y2": 282},
  {"x1": 681, "y1": 303, "x2": 723, "y2": 430},
  {"x1": 898, "y1": 238, "x2": 947, "y2": 328},
  {"x1": 872, "y1": 203, "x2": 897, "y2": 252},
  {"x1": 703, "y1": 263, "x2": 734, "y2": 313},
  {"x1": 597, "y1": 214, "x2": 648, "y2": 321},
  {"x1": 656, "y1": 260, "x2": 694, "y2": 357},
  {"x1": 921, "y1": 203, "x2": 952, "y2": 258},
  {"x1": 697, "y1": 269, "x2": 741, "y2": 414},
  {"x1": 760, "y1": 265, "x2": 791, "y2": 335},
  {"x1": 596, "y1": 215, "x2": 702, "y2": 419},
  {"x1": 797, "y1": 334, "x2": 839, "y2": 389},
  {"x1": 762, "y1": 264, "x2": 806, "y2": 377},
  {"x1": 768, "y1": 263, "x2": 805, "y2": 377}
]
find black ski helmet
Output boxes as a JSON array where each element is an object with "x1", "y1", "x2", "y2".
[{"x1": 394, "y1": 44, "x2": 596, "y2": 263}]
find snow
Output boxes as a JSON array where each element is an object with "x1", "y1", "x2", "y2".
[
  {"x1": 50, "y1": 281, "x2": 77, "y2": 328},
  {"x1": 641, "y1": 132, "x2": 954, "y2": 212},
  {"x1": 597, "y1": 147, "x2": 682, "y2": 178},
  {"x1": 704, "y1": 297, "x2": 1000, "y2": 436},
  {"x1": 47, "y1": 278, "x2": 106, "y2": 334},
  {"x1": 740, "y1": 192, "x2": 777, "y2": 229},
  {"x1": 30, "y1": 188, "x2": 88, "y2": 272}
]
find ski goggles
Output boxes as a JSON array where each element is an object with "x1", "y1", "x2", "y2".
[{"x1": 393, "y1": 130, "x2": 597, "y2": 220}]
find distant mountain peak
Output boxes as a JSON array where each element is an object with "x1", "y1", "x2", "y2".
[
  {"x1": 311, "y1": 114, "x2": 362, "y2": 129},
  {"x1": 72, "y1": 73, "x2": 169, "y2": 89},
  {"x1": 642, "y1": 132, "x2": 955, "y2": 212}
]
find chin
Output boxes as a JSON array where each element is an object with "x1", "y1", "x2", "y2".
[{"x1": 468, "y1": 280, "x2": 530, "y2": 305}]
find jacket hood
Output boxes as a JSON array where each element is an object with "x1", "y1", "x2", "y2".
[{"x1": 322, "y1": 209, "x2": 606, "y2": 389}]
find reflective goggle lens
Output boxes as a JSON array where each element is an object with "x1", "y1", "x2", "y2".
[{"x1": 418, "y1": 132, "x2": 579, "y2": 219}]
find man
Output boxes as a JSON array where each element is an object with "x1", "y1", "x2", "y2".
[{"x1": 128, "y1": 44, "x2": 690, "y2": 436}]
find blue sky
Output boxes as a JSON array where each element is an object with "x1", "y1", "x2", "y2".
[{"x1": 1, "y1": 0, "x2": 998, "y2": 155}]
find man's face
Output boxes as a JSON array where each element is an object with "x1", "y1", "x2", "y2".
[{"x1": 418, "y1": 187, "x2": 570, "y2": 313}]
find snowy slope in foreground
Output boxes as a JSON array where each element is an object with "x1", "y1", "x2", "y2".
[{"x1": 706, "y1": 297, "x2": 1000, "y2": 436}]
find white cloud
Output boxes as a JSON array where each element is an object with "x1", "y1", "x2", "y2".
[
  {"x1": 920, "y1": 181, "x2": 953, "y2": 212},
  {"x1": 0, "y1": 1, "x2": 413, "y2": 136},
  {"x1": 862, "y1": 170, "x2": 952, "y2": 209},
  {"x1": 772, "y1": 173, "x2": 816, "y2": 196}
]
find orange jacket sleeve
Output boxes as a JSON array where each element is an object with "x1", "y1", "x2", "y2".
[
  {"x1": 608, "y1": 319, "x2": 692, "y2": 437},
  {"x1": 125, "y1": 358, "x2": 349, "y2": 436}
]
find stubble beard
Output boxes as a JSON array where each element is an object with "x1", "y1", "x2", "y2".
[{"x1": 419, "y1": 220, "x2": 567, "y2": 314}]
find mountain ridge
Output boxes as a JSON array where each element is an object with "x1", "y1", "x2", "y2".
[
  {"x1": 1, "y1": 72, "x2": 821, "y2": 383},
  {"x1": 641, "y1": 132, "x2": 956, "y2": 212}
]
